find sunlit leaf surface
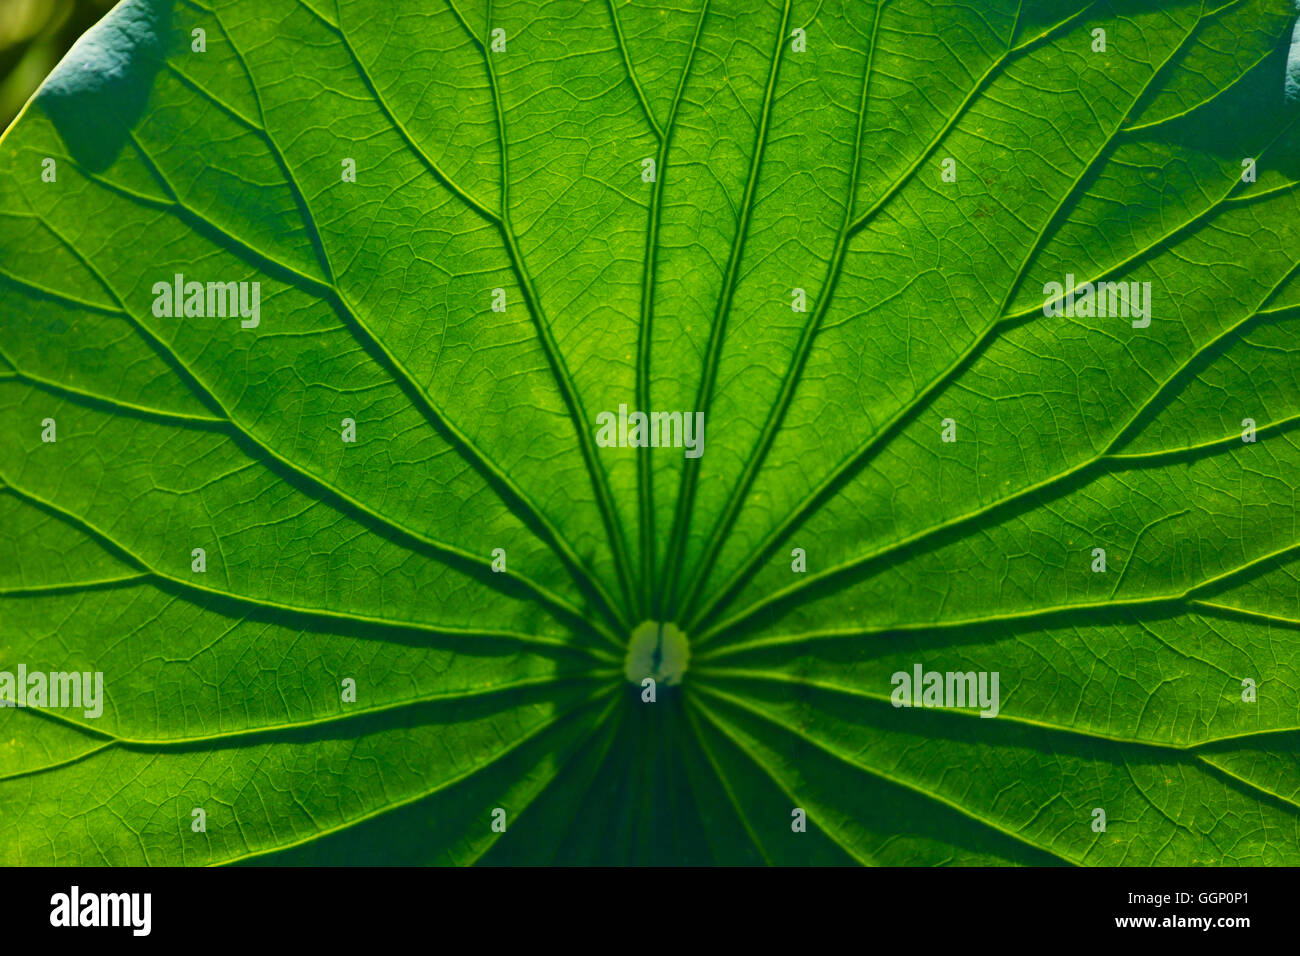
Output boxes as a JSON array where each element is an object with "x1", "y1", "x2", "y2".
[{"x1": 2, "y1": 0, "x2": 1300, "y2": 865}]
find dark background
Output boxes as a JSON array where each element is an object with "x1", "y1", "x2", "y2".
[{"x1": 0, "y1": 0, "x2": 114, "y2": 131}]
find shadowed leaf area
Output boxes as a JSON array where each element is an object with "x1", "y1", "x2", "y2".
[{"x1": 2, "y1": 0, "x2": 1300, "y2": 865}]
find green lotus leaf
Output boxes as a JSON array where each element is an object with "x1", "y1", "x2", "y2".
[{"x1": 2, "y1": 0, "x2": 1300, "y2": 865}]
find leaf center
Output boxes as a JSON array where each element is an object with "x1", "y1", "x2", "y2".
[{"x1": 623, "y1": 621, "x2": 689, "y2": 686}]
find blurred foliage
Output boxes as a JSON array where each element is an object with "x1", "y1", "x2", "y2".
[{"x1": 0, "y1": 0, "x2": 116, "y2": 131}]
